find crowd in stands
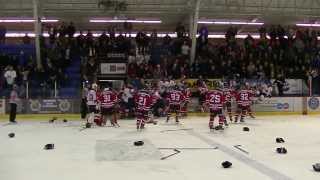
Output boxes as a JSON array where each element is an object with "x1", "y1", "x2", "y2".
[
  {"x1": 1, "y1": 22, "x2": 320, "y2": 98},
  {"x1": 0, "y1": 22, "x2": 78, "y2": 97}
]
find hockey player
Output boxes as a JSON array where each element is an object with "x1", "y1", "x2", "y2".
[
  {"x1": 86, "y1": 84, "x2": 98, "y2": 125},
  {"x1": 166, "y1": 85, "x2": 186, "y2": 123},
  {"x1": 223, "y1": 84, "x2": 235, "y2": 123},
  {"x1": 180, "y1": 85, "x2": 191, "y2": 117},
  {"x1": 98, "y1": 87, "x2": 119, "y2": 127},
  {"x1": 205, "y1": 87, "x2": 225, "y2": 130},
  {"x1": 235, "y1": 85, "x2": 253, "y2": 123},
  {"x1": 198, "y1": 81, "x2": 208, "y2": 112},
  {"x1": 145, "y1": 87, "x2": 160, "y2": 124},
  {"x1": 245, "y1": 83, "x2": 256, "y2": 118},
  {"x1": 134, "y1": 87, "x2": 153, "y2": 130}
]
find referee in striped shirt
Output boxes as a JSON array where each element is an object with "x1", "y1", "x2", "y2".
[{"x1": 9, "y1": 84, "x2": 19, "y2": 123}]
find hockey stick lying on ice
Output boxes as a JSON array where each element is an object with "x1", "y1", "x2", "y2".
[
  {"x1": 160, "y1": 128, "x2": 193, "y2": 133},
  {"x1": 160, "y1": 149, "x2": 181, "y2": 160},
  {"x1": 234, "y1": 145, "x2": 249, "y2": 154}
]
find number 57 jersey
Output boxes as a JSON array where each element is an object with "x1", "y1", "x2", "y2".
[{"x1": 205, "y1": 90, "x2": 225, "y2": 110}]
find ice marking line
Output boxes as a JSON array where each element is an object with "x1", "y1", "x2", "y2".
[
  {"x1": 234, "y1": 145, "x2": 249, "y2": 154},
  {"x1": 160, "y1": 128, "x2": 193, "y2": 133},
  {"x1": 160, "y1": 149, "x2": 181, "y2": 160},
  {"x1": 158, "y1": 147, "x2": 218, "y2": 150},
  {"x1": 186, "y1": 130, "x2": 292, "y2": 180}
]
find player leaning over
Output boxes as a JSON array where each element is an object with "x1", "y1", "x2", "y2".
[
  {"x1": 235, "y1": 85, "x2": 253, "y2": 123},
  {"x1": 98, "y1": 87, "x2": 119, "y2": 127},
  {"x1": 134, "y1": 86, "x2": 153, "y2": 130},
  {"x1": 166, "y1": 85, "x2": 186, "y2": 124},
  {"x1": 205, "y1": 85, "x2": 225, "y2": 130},
  {"x1": 86, "y1": 84, "x2": 98, "y2": 125}
]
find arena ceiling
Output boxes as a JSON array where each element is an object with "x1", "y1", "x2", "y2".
[{"x1": 1, "y1": 0, "x2": 320, "y2": 33}]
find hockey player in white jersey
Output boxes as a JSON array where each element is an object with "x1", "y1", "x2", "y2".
[{"x1": 86, "y1": 84, "x2": 98, "y2": 124}]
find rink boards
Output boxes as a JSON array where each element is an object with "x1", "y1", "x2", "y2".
[{"x1": 1, "y1": 97, "x2": 320, "y2": 118}]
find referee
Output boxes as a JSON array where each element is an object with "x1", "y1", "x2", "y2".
[
  {"x1": 9, "y1": 84, "x2": 19, "y2": 123},
  {"x1": 81, "y1": 83, "x2": 89, "y2": 121}
]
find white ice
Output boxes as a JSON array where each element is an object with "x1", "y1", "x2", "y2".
[{"x1": 1, "y1": 115, "x2": 320, "y2": 180}]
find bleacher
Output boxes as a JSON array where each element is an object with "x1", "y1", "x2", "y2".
[{"x1": 0, "y1": 44, "x2": 80, "y2": 98}]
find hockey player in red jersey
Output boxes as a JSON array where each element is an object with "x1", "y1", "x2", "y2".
[
  {"x1": 205, "y1": 87, "x2": 225, "y2": 130},
  {"x1": 197, "y1": 79, "x2": 208, "y2": 112},
  {"x1": 146, "y1": 88, "x2": 160, "y2": 125},
  {"x1": 166, "y1": 85, "x2": 186, "y2": 123},
  {"x1": 223, "y1": 84, "x2": 236, "y2": 123},
  {"x1": 235, "y1": 85, "x2": 253, "y2": 123},
  {"x1": 98, "y1": 87, "x2": 119, "y2": 127},
  {"x1": 246, "y1": 84, "x2": 256, "y2": 118},
  {"x1": 134, "y1": 87, "x2": 153, "y2": 130},
  {"x1": 180, "y1": 85, "x2": 191, "y2": 117}
]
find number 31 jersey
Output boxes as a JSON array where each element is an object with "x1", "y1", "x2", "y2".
[{"x1": 205, "y1": 90, "x2": 225, "y2": 110}]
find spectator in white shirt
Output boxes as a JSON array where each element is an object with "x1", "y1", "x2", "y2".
[
  {"x1": 4, "y1": 66, "x2": 16, "y2": 88},
  {"x1": 181, "y1": 41, "x2": 190, "y2": 57}
]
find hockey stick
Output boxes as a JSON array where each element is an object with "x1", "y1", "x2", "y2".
[
  {"x1": 160, "y1": 149, "x2": 181, "y2": 160},
  {"x1": 79, "y1": 126, "x2": 89, "y2": 132},
  {"x1": 160, "y1": 128, "x2": 193, "y2": 133},
  {"x1": 234, "y1": 145, "x2": 249, "y2": 154},
  {"x1": 137, "y1": 119, "x2": 143, "y2": 131}
]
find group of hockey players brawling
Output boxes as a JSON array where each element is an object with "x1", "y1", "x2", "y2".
[
  {"x1": 83, "y1": 79, "x2": 259, "y2": 131},
  {"x1": 199, "y1": 81, "x2": 256, "y2": 131}
]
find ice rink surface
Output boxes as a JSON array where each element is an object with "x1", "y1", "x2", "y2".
[{"x1": 1, "y1": 115, "x2": 320, "y2": 180}]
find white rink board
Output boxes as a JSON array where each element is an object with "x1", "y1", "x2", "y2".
[
  {"x1": 0, "y1": 99, "x2": 5, "y2": 114},
  {"x1": 253, "y1": 97, "x2": 303, "y2": 112},
  {"x1": 188, "y1": 97, "x2": 305, "y2": 113}
]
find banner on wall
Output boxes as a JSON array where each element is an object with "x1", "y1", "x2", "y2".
[
  {"x1": 281, "y1": 79, "x2": 305, "y2": 95},
  {"x1": 27, "y1": 99, "x2": 73, "y2": 114},
  {"x1": 252, "y1": 97, "x2": 295, "y2": 112},
  {"x1": 100, "y1": 63, "x2": 127, "y2": 74},
  {"x1": 0, "y1": 99, "x2": 5, "y2": 114},
  {"x1": 307, "y1": 97, "x2": 320, "y2": 112},
  {"x1": 183, "y1": 79, "x2": 220, "y2": 92}
]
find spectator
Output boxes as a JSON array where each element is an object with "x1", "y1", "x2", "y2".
[
  {"x1": 4, "y1": 66, "x2": 17, "y2": 89},
  {"x1": 181, "y1": 41, "x2": 190, "y2": 58},
  {"x1": 67, "y1": 22, "x2": 76, "y2": 38},
  {"x1": 273, "y1": 74, "x2": 286, "y2": 96},
  {"x1": 136, "y1": 30, "x2": 145, "y2": 54},
  {"x1": 176, "y1": 22, "x2": 185, "y2": 38},
  {"x1": 84, "y1": 57, "x2": 98, "y2": 83},
  {"x1": 22, "y1": 34, "x2": 31, "y2": 44},
  {"x1": 0, "y1": 25, "x2": 6, "y2": 44},
  {"x1": 77, "y1": 30, "x2": 86, "y2": 48}
]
